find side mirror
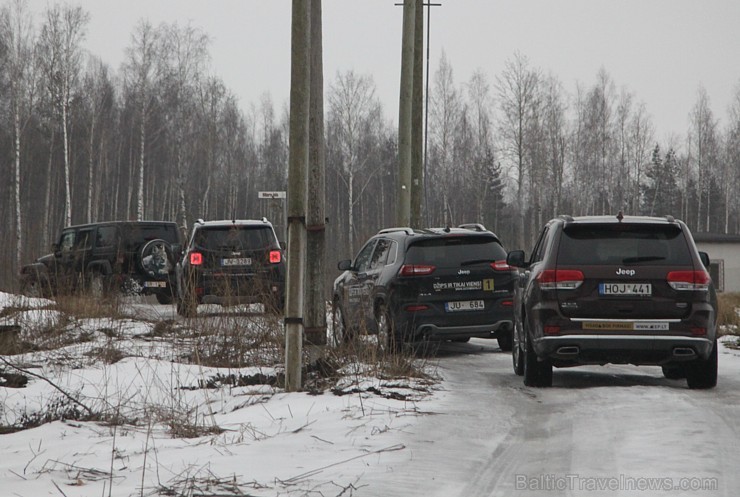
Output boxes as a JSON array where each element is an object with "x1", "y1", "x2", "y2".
[
  {"x1": 280, "y1": 241, "x2": 286, "y2": 250},
  {"x1": 699, "y1": 251, "x2": 710, "y2": 268},
  {"x1": 507, "y1": 250, "x2": 527, "y2": 268},
  {"x1": 337, "y1": 259, "x2": 352, "y2": 271},
  {"x1": 52, "y1": 243, "x2": 60, "y2": 254}
]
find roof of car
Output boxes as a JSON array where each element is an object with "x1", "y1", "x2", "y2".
[
  {"x1": 194, "y1": 219, "x2": 274, "y2": 228},
  {"x1": 376, "y1": 225, "x2": 501, "y2": 242},
  {"x1": 63, "y1": 220, "x2": 178, "y2": 230},
  {"x1": 558, "y1": 214, "x2": 681, "y2": 225}
]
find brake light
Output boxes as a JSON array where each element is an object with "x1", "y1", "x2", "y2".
[
  {"x1": 667, "y1": 271, "x2": 710, "y2": 291},
  {"x1": 189, "y1": 252, "x2": 203, "y2": 265},
  {"x1": 269, "y1": 250, "x2": 282, "y2": 264},
  {"x1": 544, "y1": 325, "x2": 561, "y2": 335},
  {"x1": 405, "y1": 304, "x2": 429, "y2": 312},
  {"x1": 538, "y1": 269, "x2": 584, "y2": 290},
  {"x1": 501, "y1": 299, "x2": 513, "y2": 307},
  {"x1": 491, "y1": 260, "x2": 513, "y2": 271},
  {"x1": 399, "y1": 264, "x2": 436, "y2": 276}
]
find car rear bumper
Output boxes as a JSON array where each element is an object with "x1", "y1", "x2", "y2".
[
  {"x1": 415, "y1": 320, "x2": 512, "y2": 340},
  {"x1": 534, "y1": 334, "x2": 715, "y2": 366}
]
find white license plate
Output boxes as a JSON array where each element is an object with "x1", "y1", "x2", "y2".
[
  {"x1": 144, "y1": 281, "x2": 167, "y2": 288},
  {"x1": 221, "y1": 257, "x2": 252, "y2": 267},
  {"x1": 582, "y1": 321, "x2": 669, "y2": 331},
  {"x1": 445, "y1": 300, "x2": 485, "y2": 312},
  {"x1": 599, "y1": 282, "x2": 651, "y2": 296}
]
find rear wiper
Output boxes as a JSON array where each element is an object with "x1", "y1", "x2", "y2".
[
  {"x1": 622, "y1": 256, "x2": 666, "y2": 264},
  {"x1": 461, "y1": 259, "x2": 492, "y2": 266}
]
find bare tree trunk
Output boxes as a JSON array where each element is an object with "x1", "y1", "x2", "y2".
[
  {"x1": 137, "y1": 98, "x2": 146, "y2": 220},
  {"x1": 14, "y1": 100, "x2": 23, "y2": 276},
  {"x1": 43, "y1": 129, "x2": 55, "y2": 247},
  {"x1": 62, "y1": 98, "x2": 72, "y2": 225}
]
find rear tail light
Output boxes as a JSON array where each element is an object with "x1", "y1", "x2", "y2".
[
  {"x1": 269, "y1": 250, "x2": 282, "y2": 264},
  {"x1": 691, "y1": 327, "x2": 707, "y2": 336},
  {"x1": 491, "y1": 260, "x2": 513, "y2": 271},
  {"x1": 538, "y1": 269, "x2": 584, "y2": 290},
  {"x1": 501, "y1": 299, "x2": 513, "y2": 307},
  {"x1": 544, "y1": 325, "x2": 561, "y2": 335},
  {"x1": 189, "y1": 252, "x2": 203, "y2": 265},
  {"x1": 399, "y1": 264, "x2": 436, "y2": 276},
  {"x1": 667, "y1": 270, "x2": 710, "y2": 291},
  {"x1": 405, "y1": 304, "x2": 429, "y2": 312}
]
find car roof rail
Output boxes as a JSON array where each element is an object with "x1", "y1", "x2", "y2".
[
  {"x1": 458, "y1": 223, "x2": 486, "y2": 232},
  {"x1": 558, "y1": 214, "x2": 574, "y2": 223},
  {"x1": 377, "y1": 227, "x2": 414, "y2": 236}
]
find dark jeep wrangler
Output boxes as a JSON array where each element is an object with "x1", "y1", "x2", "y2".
[{"x1": 20, "y1": 221, "x2": 183, "y2": 304}]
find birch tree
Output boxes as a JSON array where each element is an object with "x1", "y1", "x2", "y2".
[
  {"x1": 38, "y1": 3, "x2": 88, "y2": 226},
  {"x1": 496, "y1": 52, "x2": 540, "y2": 247},
  {"x1": 1, "y1": 0, "x2": 36, "y2": 275},
  {"x1": 327, "y1": 70, "x2": 382, "y2": 253}
]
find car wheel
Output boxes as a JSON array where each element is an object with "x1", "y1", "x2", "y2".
[
  {"x1": 497, "y1": 326, "x2": 513, "y2": 352},
  {"x1": 523, "y1": 324, "x2": 552, "y2": 387},
  {"x1": 376, "y1": 305, "x2": 400, "y2": 354},
  {"x1": 155, "y1": 291, "x2": 174, "y2": 305},
  {"x1": 21, "y1": 276, "x2": 48, "y2": 298},
  {"x1": 512, "y1": 321, "x2": 524, "y2": 376},
  {"x1": 661, "y1": 364, "x2": 686, "y2": 380},
  {"x1": 86, "y1": 272, "x2": 111, "y2": 299},
  {"x1": 331, "y1": 299, "x2": 352, "y2": 346},
  {"x1": 686, "y1": 340, "x2": 718, "y2": 389}
]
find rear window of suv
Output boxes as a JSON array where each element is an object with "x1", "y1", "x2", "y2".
[
  {"x1": 195, "y1": 226, "x2": 275, "y2": 251},
  {"x1": 405, "y1": 236, "x2": 507, "y2": 267},
  {"x1": 557, "y1": 224, "x2": 692, "y2": 266}
]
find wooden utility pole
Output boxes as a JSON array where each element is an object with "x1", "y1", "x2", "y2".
[
  {"x1": 410, "y1": 0, "x2": 424, "y2": 228},
  {"x1": 285, "y1": 0, "x2": 310, "y2": 392},
  {"x1": 397, "y1": 0, "x2": 415, "y2": 227},
  {"x1": 305, "y1": 0, "x2": 327, "y2": 349}
]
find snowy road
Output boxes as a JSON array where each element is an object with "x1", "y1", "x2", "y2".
[{"x1": 360, "y1": 338, "x2": 740, "y2": 497}]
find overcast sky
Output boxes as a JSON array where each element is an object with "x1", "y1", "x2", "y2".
[{"x1": 39, "y1": 0, "x2": 740, "y2": 141}]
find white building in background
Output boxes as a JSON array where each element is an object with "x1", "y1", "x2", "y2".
[{"x1": 693, "y1": 233, "x2": 740, "y2": 293}]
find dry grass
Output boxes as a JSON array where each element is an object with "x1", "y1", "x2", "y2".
[{"x1": 717, "y1": 292, "x2": 740, "y2": 336}]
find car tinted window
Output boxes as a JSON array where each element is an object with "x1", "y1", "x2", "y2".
[
  {"x1": 60, "y1": 231, "x2": 75, "y2": 252},
  {"x1": 405, "y1": 236, "x2": 507, "y2": 266},
  {"x1": 126, "y1": 224, "x2": 180, "y2": 245},
  {"x1": 353, "y1": 240, "x2": 377, "y2": 273},
  {"x1": 95, "y1": 226, "x2": 117, "y2": 248},
  {"x1": 369, "y1": 239, "x2": 392, "y2": 270},
  {"x1": 558, "y1": 224, "x2": 692, "y2": 266},
  {"x1": 195, "y1": 226, "x2": 275, "y2": 251}
]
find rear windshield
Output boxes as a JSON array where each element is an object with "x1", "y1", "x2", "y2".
[
  {"x1": 194, "y1": 226, "x2": 276, "y2": 251},
  {"x1": 124, "y1": 224, "x2": 180, "y2": 245},
  {"x1": 405, "y1": 236, "x2": 507, "y2": 266},
  {"x1": 557, "y1": 224, "x2": 692, "y2": 266}
]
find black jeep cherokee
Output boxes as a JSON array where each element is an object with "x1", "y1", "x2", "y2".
[
  {"x1": 19, "y1": 221, "x2": 183, "y2": 303},
  {"x1": 507, "y1": 214, "x2": 718, "y2": 388},
  {"x1": 332, "y1": 224, "x2": 516, "y2": 351},
  {"x1": 176, "y1": 219, "x2": 286, "y2": 317}
]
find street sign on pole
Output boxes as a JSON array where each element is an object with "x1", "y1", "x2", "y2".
[{"x1": 258, "y1": 191, "x2": 287, "y2": 199}]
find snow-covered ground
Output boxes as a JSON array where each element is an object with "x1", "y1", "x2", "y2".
[
  {"x1": 2, "y1": 291, "x2": 740, "y2": 497},
  {"x1": 0, "y1": 292, "x2": 439, "y2": 496}
]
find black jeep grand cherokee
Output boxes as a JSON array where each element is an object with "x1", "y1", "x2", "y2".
[
  {"x1": 507, "y1": 214, "x2": 718, "y2": 389},
  {"x1": 332, "y1": 224, "x2": 516, "y2": 352}
]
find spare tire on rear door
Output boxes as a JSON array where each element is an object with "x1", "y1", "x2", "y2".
[{"x1": 139, "y1": 239, "x2": 175, "y2": 278}]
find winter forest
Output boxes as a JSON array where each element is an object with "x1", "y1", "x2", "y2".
[{"x1": 2, "y1": 2, "x2": 740, "y2": 292}]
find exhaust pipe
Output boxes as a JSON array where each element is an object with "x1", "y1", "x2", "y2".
[
  {"x1": 556, "y1": 346, "x2": 580, "y2": 355},
  {"x1": 673, "y1": 347, "x2": 696, "y2": 358}
]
